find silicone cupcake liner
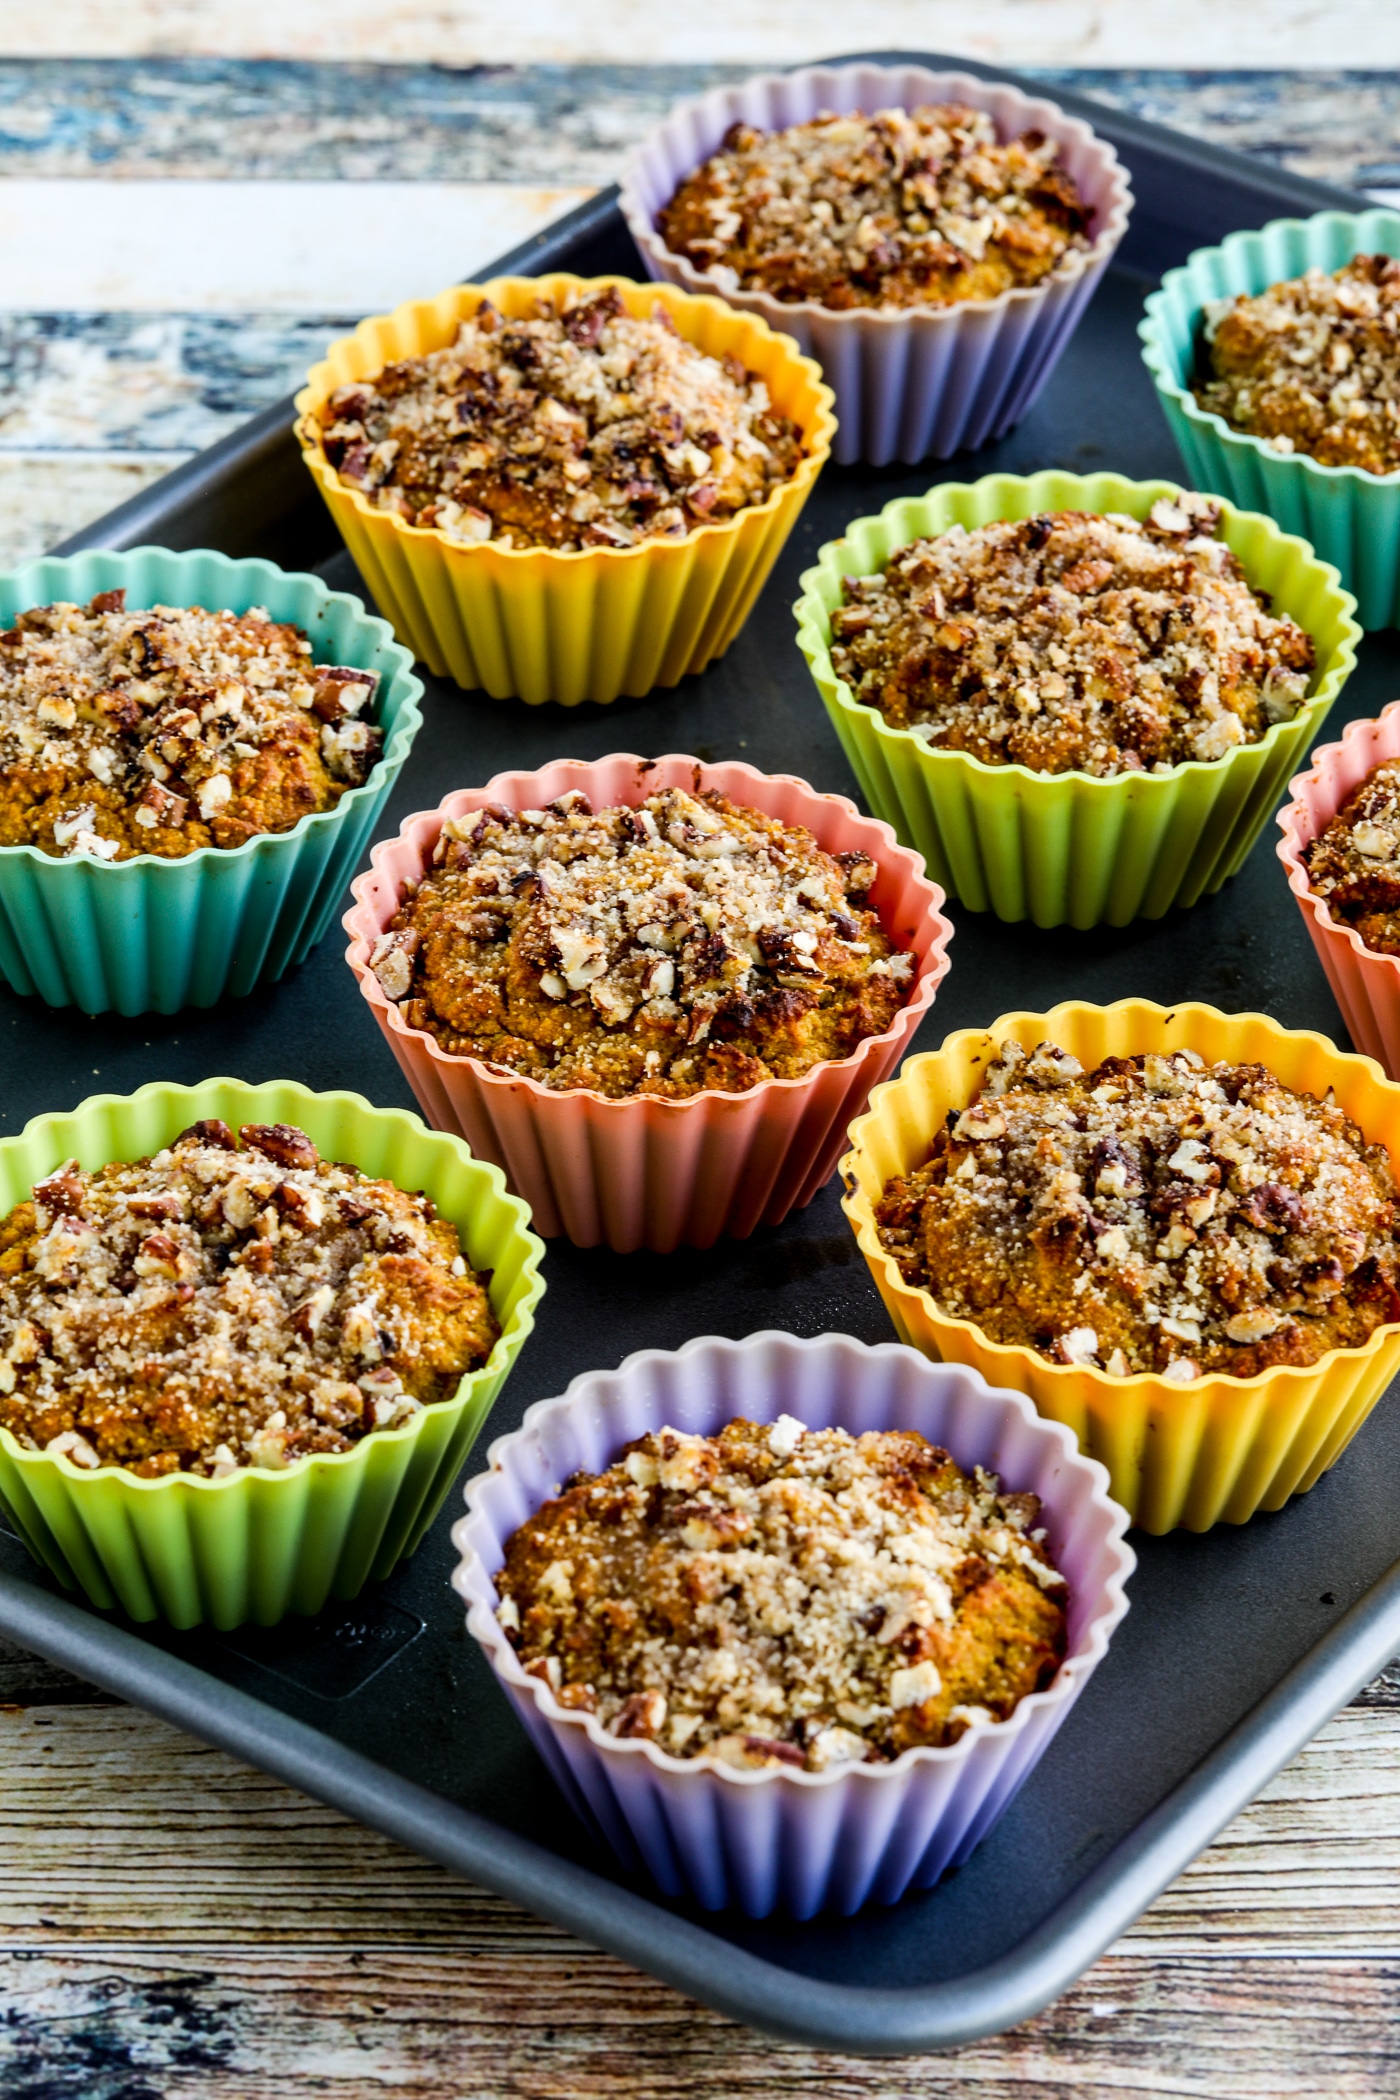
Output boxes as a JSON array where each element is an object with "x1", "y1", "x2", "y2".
[
  {"x1": 620, "y1": 63, "x2": 1132, "y2": 467},
  {"x1": 0, "y1": 1078, "x2": 545, "y2": 1630},
  {"x1": 452, "y1": 1330, "x2": 1134, "y2": 1917},
  {"x1": 0, "y1": 547, "x2": 423, "y2": 1016},
  {"x1": 295, "y1": 274, "x2": 834, "y2": 706},
  {"x1": 795, "y1": 470, "x2": 1360, "y2": 929},
  {"x1": 1141, "y1": 210, "x2": 1400, "y2": 630},
  {"x1": 1278, "y1": 700, "x2": 1400, "y2": 1075},
  {"x1": 842, "y1": 999, "x2": 1400, "y2": 1534},
  {"x1": 343, "y1": 753, "x2": 953, "y2": 1253}
]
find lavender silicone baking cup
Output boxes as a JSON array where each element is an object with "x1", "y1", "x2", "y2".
[
  {"x1": 620, "y1": 62, "x2": 1132, "y2": 466},
  {"x1": 451, "y1": 1331, "x2": 1134, "y2": 1919}
]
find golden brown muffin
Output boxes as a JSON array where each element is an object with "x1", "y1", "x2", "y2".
[
  {"x1": 1195, "y1": 255, "x2": 1400, "y2": 476},
  {"x1": 1302, "y1": 756, "x2": 1400, "y2": 955},
  {"x1": 310, "y1": 284, "x2": 804, "y2": 552},
  {"x1": 657, "y1": 104, "x2": 1090, "y2": 312},
  {"x1": 875, "y1": 1040, "x2": 1400, "y2": 1380},
  {"x1": 0, "y1": 591, "x2": 383, "y2": 862},
  {"x1": 495, "y1": 1417, "x2": 1067, "y2": 1768},
  {"x1": 828, "y1": 496, "x2": 1314, "y2": 778},
  {"x1": 0, "y1": 1120, "x2": 498, "y2": 1478},
  {"x1": 370, "y1": 783, "x2": 914, "y2": 1099}
]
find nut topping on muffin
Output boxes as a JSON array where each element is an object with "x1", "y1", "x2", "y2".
[
  {"x1": 0, "y1": 592, "x2": 383, "y2": 861},
  {"x1": 311, "y1": 286, "x2": 805, "y2": 550},
  {"x1": 828, "y1": 499, "x2": 1314, "y2": 777},
  {"x1": 495, "y1": 1419, "x2": 1067, "y2": 1766},
  {"x1": 875, "y1": 1041, "x2": 1400, "y2": 1379},
  {"x1": 373, "y1": 784, "x2": 915, "y2": 1097},
  {"x1": 657, "y1": 105, "x2": 1091, "y2": 311},
  {"x1": 1303, "y1": 756, "x2": 1400, "y2": 954}
]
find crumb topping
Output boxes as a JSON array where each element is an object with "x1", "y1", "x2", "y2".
[
  {"x1": 0, "y1": 591, "x2": 384, "y2": 862},
  {"x1": 1195, "y1": 255, "x2": 1400, "y2": 477},
  {"x1": 0, "y1": 1121, "x2": 499, "y2": 1478},
  {"x1": 495, "y1": 1418, "x2": 1067, "y2": 1768},
  {"x1": 656, "y1": 104, "x2": 1091, "y2": 312},
  {"x1": 310, "y1": 285, "x2": 805, "y2": 551},
  {"x1": 1303, "y1": 756, "x2": 1400, "y2": 955},
  {"x1": 875, "y1": 1041, "x2": 1400, "y2": 1380},
  {"x1": 371, "y1": 783, "x2": 914, "y2": 1099},
  {"x1": 827, "y1": 498, "x2": 1315, "y2": 778}
]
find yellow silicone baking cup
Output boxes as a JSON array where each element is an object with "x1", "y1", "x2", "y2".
[
  {"x1": 841, "y1": 1000, "x2": 1400, "y2": 1532},
  {"x1": 295, "y1": 273, "x2": 836, "y2": 705}
]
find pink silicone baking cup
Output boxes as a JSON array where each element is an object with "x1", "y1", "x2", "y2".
[
  {"x1": 343, "y1": 754, "x2": 953, "y2": 1252},
  {"x1": 620, "y1": 62, "x2": 1133, "y2": 466},
  {"x1": 1278, "y1": 701, "x2": 1400, "y2": 1075},
  {"x1": 451, "y1": 1330, "x2": 1135, "y2": 1918}
]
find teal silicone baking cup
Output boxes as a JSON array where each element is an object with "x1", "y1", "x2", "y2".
[
  {"x1": 0, "y1": 547, "x2": 424, "y2": 1014},
  {"x1": 0, "y1": 1078, "x2": 545, "y2": 1629},
  {"x1": 1140, "y1": 210, "x2": 1400, "y2": 630},
  {"x1": 794, "y1": 470, "x2": 1359, "y2": 929}
]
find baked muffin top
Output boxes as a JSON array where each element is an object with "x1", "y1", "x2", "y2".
[
  {"x1": 875, "y1": 1041, "x2": 1400, "y2": 1381},
  {"x1": 1302, "y1": 755, "x2": 1400, "y2": 954},
  {"x1": 656, "y1": 104, "x2": 1091, "y2": 312},
  {"x1": 827, "y1": 497, "x2": 1315, "y2": 778},
  {"x1": 0, "y1": 1120, "x2": 498, "y2": 1478},
  {"x1": 1195, "y1": 255, "x2": 1400, "y2": 476},
  {"x1": 310, "y1": 285, "x2": 806, "y2": 551},
  {"x1": 370, "y1": 784, "x2": 915, "y2": 1099},
  {"x1": 495, "y1": 1417, "x2": 1067, "y2": 1769},
  {"x1": 0, "y1": 591, "x2": 383, "y2": 862}
]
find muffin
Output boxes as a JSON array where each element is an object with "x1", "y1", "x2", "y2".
[
  {"x1": 493, "y1": 1416, "x2": 1067, "y2": 1770},
  {"x1": 656, "y1": 103, "x2": 1090, "y2": 312},
  {"x1": 842, "y1": 1000, "x2": 1400, "y2": 1530},
  {"x1": 827, "y1": 495, "x2": 1314, "y2": 778},
  {"x1": 1195, "y1": 256, "x2": 1400, "y2": 475},
  {"x1": 621, "y1": 63, "x2": 1131, "y2": 465},
  {"x1": 367, "y1": 782, "x2": 915, "y2": 1099},
  {"x1": 454, "y1": 1331, "x2": 1133, "y2": 1915},
  {"x1": 795, "y1": 470, "x2": 1360, "y2": 928},
  {"x1": 873, "y1": 1038, "x2": 1400, "y2": 1382},
  {"x1": 344, "y1": 753, "x2": 953, "y2": 1251},
  {"x1": 295, "y1": 273, "x2": 834, "y2": 704},
  {"x1": 1298, "y1": 755, "x2": 1400, "y2": 954},
  {"x1": 0, "y1": 589, "x2": 383, "y2": 863},
  {"x1": 0, "y1": 1117, "x2": 499, "y2": 1479}
]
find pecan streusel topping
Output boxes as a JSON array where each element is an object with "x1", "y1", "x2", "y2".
[
  {"x1": 827, "y1": 497, "x2": 1315, "y2": 778},
  {"x1": 0, "y1": 1121, "x2": 498, "y2": 1478},
  {"x1": 656, "y1": 104, "x2": 1091, "y2": 312},
  {"x1": 1194, "y1": 255, "x2": 1400, "y2": 476},
  {"x1": 0, "y1": 591, "x2": 383, "y2": 862},
  {"x1": 371, "y1": 784, "x2": 915, "y2": 1099},
  {"x1": 310, "y1": 286, "x2": 805, "y2": 551},
  {"x1": 875, "y1": 1041, "x2": 1400, "y2": 1380},
  {"x1": 495, "y1": 1418, "x2": 1067, "y2": 1769},
  {"x1": 1302, "y1": 756, "x2": 1400, "y2": 955}
]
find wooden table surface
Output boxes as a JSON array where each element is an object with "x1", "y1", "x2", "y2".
[{"x1": 1, "y1": 15, "x2": 1399, "y2": 2094}]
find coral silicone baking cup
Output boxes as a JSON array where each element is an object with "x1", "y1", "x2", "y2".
[
  {"x1": 841, "y1": 999, "x2": 1400, "y2": 1533},
  {"x1": 0, "y1": 1079, "x2": 545, "y2": 1630},
  {"x1": 343, "y1": 753, "x2": 953, "y2": 1253},
  {"x1": 295, "y1": 273, "x2": 835, "y2": 705},
  {"x1": 1278, "y1": 700, "x2": 1400, "y2": 1076},
  {"x1": 1141, "y1": 210, "x2": 1400, "y2": 629},
  {"x1": 620, "y1": 61, "x2": 1132, "y2": 466},
  {"x1": 452, "y1": 1330, "x2": 1134, "y2": 1917},
  {"x1": 0, "y1": 547, "x2": 422, "y2": 1016},
  {"x1": 795, "y1": 470, "x2": 1360, "y2": 929}
]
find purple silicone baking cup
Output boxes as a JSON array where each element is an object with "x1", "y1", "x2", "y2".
[
  {"x1": 620, "y1": 63, "x2": 1133, "y2": 467},
  {"x1": 451, "y1": 1330, "x2": 1135, "y2": 1919}
]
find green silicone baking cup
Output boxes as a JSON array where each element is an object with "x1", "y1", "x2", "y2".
[
  {"x1": 1140, "y1": 210, "x2": 1400, "y2": 630},
  {"x1": 794, "y1": 470, "x2": 1359, "y2": 929},
  {"x1": 0, "y1": 547, "x2": 424, "y2": 1014},
  {"x1": 0, "y1": 1078, "x2": 546, "y2": 1629}
]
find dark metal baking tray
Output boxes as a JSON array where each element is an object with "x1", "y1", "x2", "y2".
[{"x1": 1, "y1": 51, "x2": 1398, "y2": 2056}]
